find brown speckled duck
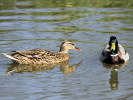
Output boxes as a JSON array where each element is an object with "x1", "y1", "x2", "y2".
[
  {"x1": 3, "y1": 41, "x2": 81, "y2": 65},
  {"x1": 100, "y1": 36, "x2": 129, "y2": 64}
]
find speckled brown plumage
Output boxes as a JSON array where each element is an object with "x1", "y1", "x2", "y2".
[
  {"x1": 9, "y1": 48, "x2": 69, "y2": 64},
  {"x1": 3, "y1": 41, "x2": 81, "y2": 65}
]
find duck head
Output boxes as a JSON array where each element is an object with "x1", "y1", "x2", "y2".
[
  {"x1": 103, "y1": 36, "x2": 125, "y2": 64},
  {"x1": 109, "y1": 36, "x2": 118, "y2": 56},
  {"x1": 59, "y1": 41, "x2": 82, "y2": 53}
]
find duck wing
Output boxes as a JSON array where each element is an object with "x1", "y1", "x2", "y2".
[
  {"x1": 118, "y1": 44, "x2": 126, "y2": 56},
  {"x1": 118, "y1": 44, "x2": 129, "y2": 61},
  {"x1": 99, "y1": 45, "x2": 111, "y2": 61},
  {"x1": 12, "y1": 48, "x2": 56, "y2": 58},
  {"x1": 101, "y1": 45, "x2": 110, "y2": 57}
]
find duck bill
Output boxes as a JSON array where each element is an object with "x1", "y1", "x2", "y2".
[
  {"x1": 74, "y1": 46, "x2": 82, "y2": 51},
  {"x1": 111, "y1": 42, "x2": 116, "y2": 51}
]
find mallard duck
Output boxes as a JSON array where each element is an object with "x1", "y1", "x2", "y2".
[
  {"x1": 100, "y1": 36, "x2": 129, "y2": 64},
  {"x1": 3, "y1": 41, "x2": 81, "y2": 65}
]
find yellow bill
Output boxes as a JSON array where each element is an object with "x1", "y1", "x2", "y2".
[{"x1": 111, "y1": 43, "x2": 116, "y2": 50}]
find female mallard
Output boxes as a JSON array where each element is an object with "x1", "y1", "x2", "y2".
[
  {"x1": 100, "y1": 36, "x2": 129, "y2": 64},
  {"x1": 3, "y1": 41, "x2": 81, "y2": 65}
]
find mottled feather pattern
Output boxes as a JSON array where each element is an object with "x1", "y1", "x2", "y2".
[
  {"x1": 3, "y1": 41, "x2": 81, "y2": 65},
  {"x1": 10, "y1": 49, "x2": 69, "y2": 64}
]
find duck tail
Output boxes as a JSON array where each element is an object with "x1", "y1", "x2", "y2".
[{"x1": 3, "y1": 53, "x2": 18, "y2": 61}]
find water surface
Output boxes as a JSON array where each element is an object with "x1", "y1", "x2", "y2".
[{"x1": 0, "y1": 0, "x2": 133, "y2": 100}]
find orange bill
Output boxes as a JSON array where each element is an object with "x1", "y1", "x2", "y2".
[{"x1": 74, "y1": 46, "x2": 82, "y2": 51}]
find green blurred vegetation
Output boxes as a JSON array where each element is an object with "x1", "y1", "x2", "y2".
[
  {"x1": 0, "y1": 0, "x2": 133, "y2": 34},
  {"x1": 0, "y1": 0, "x2": 133, "y2": 10}
]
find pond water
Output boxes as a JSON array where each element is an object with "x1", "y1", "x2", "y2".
[{"x1": 0, "y1": 0, "x2": 133, "y2": 100}]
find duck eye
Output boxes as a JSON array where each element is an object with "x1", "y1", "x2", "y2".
[{"x1": 70, "y1": 43, "x2": 74, "y2": 46}]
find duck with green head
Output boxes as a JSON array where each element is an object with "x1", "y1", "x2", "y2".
[{"x1": 100, "y1": 36, "x2": 129, "y2": 64}]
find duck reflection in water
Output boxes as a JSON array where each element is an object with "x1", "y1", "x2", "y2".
[
  {"x1": 5, "y1": 60, "x2": 82, "y2": 76},
  {"x1": 102, "y1": 62, "x2": 127, "y2": 90}
]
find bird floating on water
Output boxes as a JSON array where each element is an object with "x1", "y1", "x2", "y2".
[
  {"x1": 100, "y1": 36, "x2": 129, "y2": 64},
  {"x1": 3, "y1": 41, "x2": 81, "y2": 65}
]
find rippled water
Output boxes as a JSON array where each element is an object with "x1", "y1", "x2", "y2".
[{"x1": 0, "y1": 0, "x2": 133, "y2": 100}]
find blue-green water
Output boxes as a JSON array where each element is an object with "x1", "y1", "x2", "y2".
[{"x1": 0, "y1": 0, "x2": 133, "y2": 100}]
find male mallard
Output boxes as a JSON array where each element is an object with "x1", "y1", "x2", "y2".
[
  {"x1": 3, "y1": 41, "x2": 81, "y2": 65},
  {"x1": 100, "y1": 36, "x2": 129, "y2": 64}
]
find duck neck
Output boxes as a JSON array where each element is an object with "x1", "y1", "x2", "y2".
[{"x1": 59, "y1": 47, "x2": 68, "y2": 53}]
